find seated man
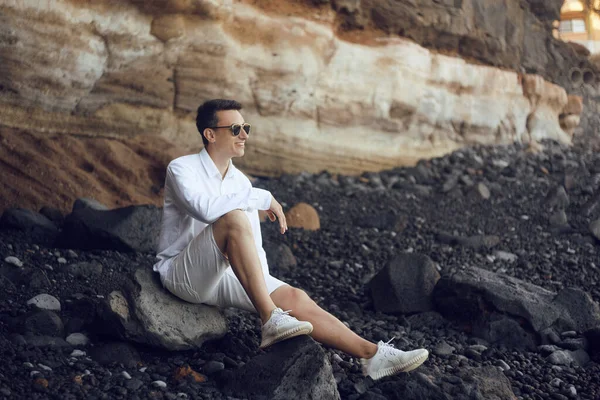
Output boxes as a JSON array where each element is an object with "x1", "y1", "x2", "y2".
[{"x1": 154, "y1": 99, "x2": 428, "y2": 380}]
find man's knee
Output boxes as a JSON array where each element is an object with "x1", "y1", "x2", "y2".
[
  {"x1": 212, "y1": 210, "x2": 252, "y2": 254},
  {"x1": 282, "y1": 286, "x2": 314, "y2": 308},
  {"x1": 214, "y1": 209, "x2": 252, "y2": 235}
]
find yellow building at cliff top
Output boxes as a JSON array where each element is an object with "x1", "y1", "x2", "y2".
[{"x1": 558, "y1": 0, "x2": 600, "y2": 53}]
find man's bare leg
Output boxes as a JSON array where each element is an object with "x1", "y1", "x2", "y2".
[
  {"x1": 271, "y1": 286, "x2": 378, "y2": 359},
  {"x1": 212, "y1": 210, "x2": 277, "y2": 324}
]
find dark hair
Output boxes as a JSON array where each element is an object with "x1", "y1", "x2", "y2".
[{"x1": 196, "y1": 99, "x2": 243, "y2": 146}]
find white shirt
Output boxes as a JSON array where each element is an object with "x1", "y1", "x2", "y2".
[{"x1": 153, "y1": 148, "x2": 273, "y2": 278}]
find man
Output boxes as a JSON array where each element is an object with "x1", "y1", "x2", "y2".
[{"x1": 154, "y1": 99, "x2": 428, "y2": 380}]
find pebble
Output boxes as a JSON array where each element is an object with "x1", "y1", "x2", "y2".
[
  {"x1": 477, "y1": 183, "x2": 490, "y2": 199},
  {"x1": 57, "y1": 257, "x2": 67, "y2": 264},
  {"x1": 26, "y1": 294, "x2": 61, "y2": 311},
  {"x1": 67, "y1": 250, "x2": 78, "y2": 258},
  {"x1": 66, "y1": 333, "x2": 90, "y2": 346},
  {"x1": 561, "y1": 331, "x2": 577, "y2": 338},
  {"x1": 152, "y1": 380, "x2": 167, "y2": 388},
  {"x1": 547, "y1": 350, "x2": 574, "y2": 366},
  {"x1": 494, "y1": 251, "x2": 518, "y2": 262},
  {"x1": 203, "y1": 361, "x2": 225, "y2": 374},
  {"x1": 550, "y1": 378, "x2": 563, "y2": 387},
  {"x1": 23, "y1": 362, "x2": 34, "y2": 368},
  {"x1": 433, "y1": 341, "x2": 455, "y2": 357},
  {"x1": 496, "y1": 360, "x2": 511, "y2": 371},
  {"x1": 70, "y1": 350, "x2": 86, "y2": 357},
  {"x1": 38, "y1": 364, "x2": 52, "y2": 372},
  {"x1": 125, "y1": 378, "x2": 143, "y2": 391},
  {"x1": 468, "y1": 344, "x2": 488, "y2": 353},
  {"x1": 538, "y1": 345, "x2": 559, "y2": 354},
  {"x1": 4, "y1": 256, "x2": 23, "y2": 267},
  {"x1": 121, "y1": 371, "x2": 132, "y2": 380},
  {"x1": 0, "y1": 388, "x2": 11, "y2": 396}
]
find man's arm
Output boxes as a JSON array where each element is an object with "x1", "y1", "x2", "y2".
[{"x1": 167, "y1": 163, "x2": 272, "y2": 225}]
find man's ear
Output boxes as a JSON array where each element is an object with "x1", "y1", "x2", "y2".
[{"x1": 203, "y1": 128, "x2": 214, "y2": 143}]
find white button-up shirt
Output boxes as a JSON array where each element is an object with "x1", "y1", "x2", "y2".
[{"x1": 153, "y1": 148, "x2": 273, "y2": 278}]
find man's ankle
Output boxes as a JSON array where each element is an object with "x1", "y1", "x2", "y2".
[
  {"x1": 361, "y1": 342, "x2": 379, "y2": 359},
  {"x1": 260, "y1": 307, "x2": 277, "y2": 325}
]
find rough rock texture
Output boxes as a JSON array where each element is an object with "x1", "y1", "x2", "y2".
[
  {"x1": 434, "y1": 267, "x2": 600, "y2": 347},
  {"x1": 368, "y1": 253, "x2": 440, "y2": 314},
  {"x1": 0, "y1": 208, "x2": 58, "y2": 244},
  {"x1": 377, "y1": 366, "x2": 516, "y2": 400},
  {"x1": 97, "y1": 267, "x2": 227, "y2": 350},
  {"x1": 57, "y1": 205, "x2": 162, "y2": 253},
  {"x1": 219, "y1": 336, "x2": 340, "y2": 400},
  {"x1": 0, "y1": 0, "x2": 591, "y2": 178}
]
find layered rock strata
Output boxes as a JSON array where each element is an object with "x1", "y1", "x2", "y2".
[{"x1": 0, "y1": 0, "x2": 587, "y2": 176}]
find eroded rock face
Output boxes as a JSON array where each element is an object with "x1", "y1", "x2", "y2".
[
  {"x1": 97, "y1": 267, "x2": 228, "y2": 350},
  {"x1": 0, "y1": 0, "x2": 590, "y2": 177},
  {"x1": 433, "y1": 266, "x2": 600, "y2": 349},
  {"x1": 218, "y1": 336, "x2": 340, "y2": 400}
]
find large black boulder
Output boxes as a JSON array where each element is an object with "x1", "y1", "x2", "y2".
[
  {"x1": 368, "y1": 253, "x2": 440, "y2": 314},
  {"x1": 0, "y1": 208, "x2": 59, "y2": 244},
  {"x1": 219, "y1": 335, "x2": 339, "y2": 400},
  {"x1": 57, "y1": 205, "x2": 161, "y2": 252}
]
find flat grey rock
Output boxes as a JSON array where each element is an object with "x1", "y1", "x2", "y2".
[{"x1": 97, "y1": 267, "x2": 227, "y2": 350}]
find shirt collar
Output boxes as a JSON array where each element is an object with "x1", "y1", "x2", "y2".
[{"x1": 199, "y1": 148, "x2": 236, "y2": 180}]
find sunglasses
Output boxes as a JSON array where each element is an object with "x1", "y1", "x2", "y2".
[{"x1": 209, "y1": 123, "x2": 251, "y2": 136}]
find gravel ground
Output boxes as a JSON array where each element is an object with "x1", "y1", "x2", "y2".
[{"x1": 1, "y1": 139, "x2": 599, "y2": 399}]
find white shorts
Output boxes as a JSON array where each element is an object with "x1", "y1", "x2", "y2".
[{"x1": 161, "y1": 224, "x2": 287, "y2": 313}]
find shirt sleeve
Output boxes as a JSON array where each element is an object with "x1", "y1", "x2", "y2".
[{"x1": 167, "y1": 163, "x2": 272, "y2": 224}]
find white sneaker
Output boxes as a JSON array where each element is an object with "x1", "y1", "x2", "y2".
[
  {"x1": 259, "y1": 308, "x2": 313, "y2": 349},
  {"x1": 361, "y1": 339, "x2": 429, "y2": 380}
]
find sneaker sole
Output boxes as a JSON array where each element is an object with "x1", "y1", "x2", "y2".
[
  {"x1": 369, "y1": 351, "x2": 429, "y2": 380},
  {"x1": 259, "y1": 324, "x2": 314, "y2": 349}
]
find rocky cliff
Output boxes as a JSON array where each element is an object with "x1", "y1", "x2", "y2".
[{"x1": 0, "y1": 0, "x2": 597, "y2": 208}]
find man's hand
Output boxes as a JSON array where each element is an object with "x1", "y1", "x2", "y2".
[{"x1": 267, "y1": 196, "x2": 287, "y2": 234}]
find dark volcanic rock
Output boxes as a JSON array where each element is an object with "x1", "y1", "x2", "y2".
[
  {"x1": 434, "y1": 267, "x2": 600, "y2": 347},
  {"x1": 368, "y1": 253, "x2": 440, "y2": 314},
  {"x1": 57, "y1": 205, "x2": 161, "y2": 252},
  {"x1": 486, "y1": 315, "x2": 537, "y2": 350},
  {"x1": 88, "y1": 342, "x2": 141, "y2": 368},
  {"x1": 38, "y1": 206, "x2": 64, "y2": 227},
  {"x1": 353, "y1": 211, "x2": 408, "y2": 232},
  {"x1": 66, "y1": 261, "x2": 103, "y2": 279},
  {"x1": 264, "y1": 241, "x2": 297, "y2": 272},
  {"x1": 24, "y1": 335, "x2": 71, "y2": 348},
  {"x1": 219, "y1": 336, "x2": 339, "y2": 400},
  {"x1": 553, "y1": 288, "x2": 600, "y2": 333},
  {"x1": 0, "y1": 208, "x2": 58, "y2": 244},
  {"x1": 585, "y1": 326, "x2": 600, "y2": 362},
  {"x1": 13, "y1": 310, "x2": 64, "y2": 337},
  {"x1": 377, "y1": 366, "x2": 515, "y2": 400}
]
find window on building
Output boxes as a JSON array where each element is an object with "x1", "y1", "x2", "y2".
[{"x1": 559, "y1": 19, "x2": 587, "y2": 33}]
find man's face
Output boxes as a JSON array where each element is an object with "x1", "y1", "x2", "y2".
[{"x1": 211, "y1": 110, "x2": 248, "y2": 158}]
